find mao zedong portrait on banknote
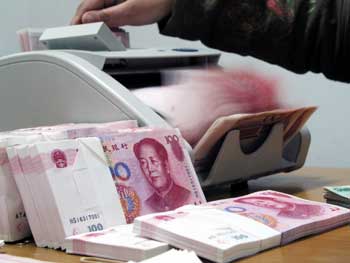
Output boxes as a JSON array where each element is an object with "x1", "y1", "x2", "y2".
[
  {"x1": 133, "y1": 138, "x2": 191, "y2": 212},
  {"x1": 235, "y1": 192, "x2": 324, "y2": 219}
]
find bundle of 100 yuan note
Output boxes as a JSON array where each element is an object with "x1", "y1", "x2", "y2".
[
  {"x1": 65, "y1": 224, "x2": 169, "y2": 261},
  {"x1": 0, "y1": 121, "x2": 137, "y2": 243},
  {"x1": 9, "y1": 137, "x2": 126, "y2": 248},
  {"x1": 134, "y1": 191, "x2": 350, "y2": 263},
  {"x1": 0, "y1": 134, "x2": 42, "y2": 242}
]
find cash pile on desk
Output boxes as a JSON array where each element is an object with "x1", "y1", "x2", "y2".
[
  {"x1": 324, "y1": 186, "x2": 350, "y2": 208},
  {"x1": 0, "y1": 68, "x2": 324, "y2": 262},
  {"x1": 134, "y1": 191, "x2": 350, "y2": 263},
  {"x1": 0, "y1": 121, "x2": 205, "y2": 249},
  {"x1": 1, "y1": 121, "x2": 136, "y2": 244}
]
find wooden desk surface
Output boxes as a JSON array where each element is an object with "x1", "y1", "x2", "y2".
[{"x1": 1, "y1": 167, "x2": 350, "y2": 263}]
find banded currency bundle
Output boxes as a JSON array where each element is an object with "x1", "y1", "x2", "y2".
[
  {"x1": 9, "y1": 137, "x2": 126, "y2": 248},
  {"x1": 0, "y1": 121, "x2": 137, "y2": 243},
  {"x1": 65, "y1": 224, "x2": 169, "y2": 261},
  {"x1": 134, "y1": 191, "x2": 350, "y2": 263},
  {"x1": 0, "y1": 134, "x2": 40, "y2": 242},
  {"x1": 324, "y1": 186, "x2": 350, "y2": 208}
]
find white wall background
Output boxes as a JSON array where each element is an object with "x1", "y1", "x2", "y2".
[{"x1": 1, "y1": 0, "x2": 349, "y2": 168}]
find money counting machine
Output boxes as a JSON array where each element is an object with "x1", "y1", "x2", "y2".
[{"x1": 0, "y1": 23, "x2": 310, "y2": 188}]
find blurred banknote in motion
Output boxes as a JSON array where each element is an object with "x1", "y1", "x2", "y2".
[
  {"x1": 133, "y1": 69, "x2": 316, "y2": 164},
  {"x1": 133, "y1": 70, "x2": 281, "y2": 146}
]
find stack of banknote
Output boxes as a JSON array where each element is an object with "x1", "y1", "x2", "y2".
[
  {"x1": 8, "y1": 137, "x2": 126, "y2": 249},
  {"x1": 1, "y1": 121, "x2": 205, "y2": 249},
  {"x1": 0, "y1": 134, "x2": 38, "y2": 242},
  {"x1": 0, "y1": 121, "x2": 136, "y2": 243},
  {"x1": 324, "y1": 186, "x2": 350, "y2": 208},
  {"x1": 16, "y1": 28, "x2": 47, "y2": 52},
  {"x1": 134, "y1": 190, "x2": 350, "y2": 263},
  {"x1": 65, "y1": 224, "x2": 169, "y2": 261}
]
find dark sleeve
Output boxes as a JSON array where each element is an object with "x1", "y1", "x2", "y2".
[{"x1": 159, "y1": 0, "x2": 349, "y2": 83}]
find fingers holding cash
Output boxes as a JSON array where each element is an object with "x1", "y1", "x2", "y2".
[{"x1": 72, "y1": 0, "x2": 174, "y2": 27}]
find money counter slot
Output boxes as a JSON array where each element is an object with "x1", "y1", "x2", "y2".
[
  {"x1": 103, "y1": 56, "x2": 219, "y2": 89},
  {"x1": 199, "y1": 123, "x2": 310, "y2": 189}
]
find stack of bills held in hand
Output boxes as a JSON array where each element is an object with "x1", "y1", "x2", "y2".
[
  {"x1": 65, "y1": 224, "x2": 169, "y2": 261},
  {"x1": 134, "y1": 190, "x2": 350, "y2": 263},
  {"x1": 0, "y1": 121, "x2": 136, "y2": 244},
  {"x1": 324, "y1": 186, "x2": 350, "y2": 208}
]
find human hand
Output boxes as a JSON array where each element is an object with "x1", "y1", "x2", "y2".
[{"x1": 71, "y1": 0, "x2": 174, "y2": 27}]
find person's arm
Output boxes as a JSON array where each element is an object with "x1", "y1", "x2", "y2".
[
  {"x1": 72, "y1": 0, "x2": 349, "y2": 82},
  {"x1": 159, "y1": 0, "x2": 348, "y2": 83}
]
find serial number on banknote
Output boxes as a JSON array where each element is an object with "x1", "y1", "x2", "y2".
[
  {"x1": 103, "y1": 143, "x2": 128, "y2": 152},
  {"x1": 69, "y1": 213, "x2": 101, "y2": 224}
]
